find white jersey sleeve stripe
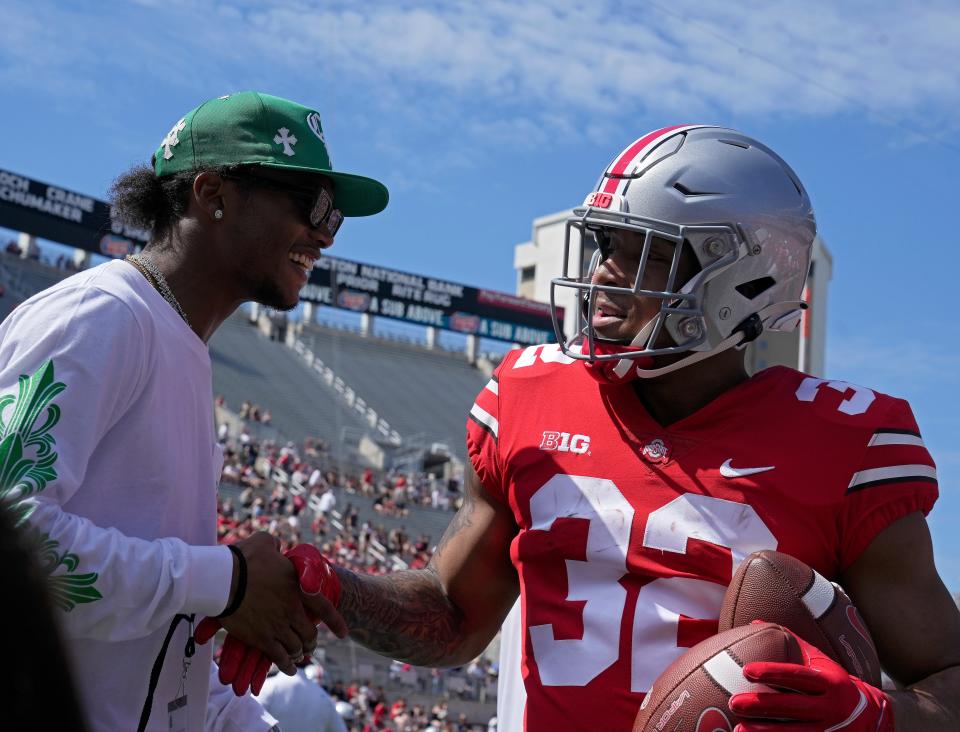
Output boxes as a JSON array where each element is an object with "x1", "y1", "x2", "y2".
[
  {"x1": 847, "y1": 464, "x2": 938, "y2": 491},
  {"x1": 485, "y1": 378, "x2": 499, "y2": 396},
  {"x1": 868, "y1": 432, "x2": 925, "y2": 447},
  {"x1": 469, "y1": 403, "x2": 499, "y2": 439}
]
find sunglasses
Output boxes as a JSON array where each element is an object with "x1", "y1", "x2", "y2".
[{"x1": 224, "y1": 171, "x2": 343, "y2": 237}]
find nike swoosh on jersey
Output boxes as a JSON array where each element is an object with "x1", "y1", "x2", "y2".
[{"x1": 719, "y1": 459, "x2": 775, "y2": 478}]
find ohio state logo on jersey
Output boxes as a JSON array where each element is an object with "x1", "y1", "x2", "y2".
[
  {"x1": 540, "y1": 431, "x2": 591, "y2": 454},
  {"x1": 642, "y1": 437, "x2": 671, "y2": 464}
]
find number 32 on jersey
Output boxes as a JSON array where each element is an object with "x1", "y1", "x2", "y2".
[{"x1": 527, "y1": 474, "x2": 777, "y2": 692}]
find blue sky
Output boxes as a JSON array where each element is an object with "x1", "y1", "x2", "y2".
[{"x1": 1, "y1": 0, "x2": 958, "y2": 591}]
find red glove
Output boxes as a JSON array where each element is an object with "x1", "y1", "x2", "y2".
[
  {"x1": 730, "y1": 629, "x2": 894, "y2": 732},
  {"x1": 283, "y1": 543, "x2": 342, "y2": 607},
  {"x1": 195, "y1": 544, "x2": 341, "y2": 696}
]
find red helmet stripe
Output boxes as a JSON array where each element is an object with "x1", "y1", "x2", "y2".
[{"x1": 601, "y1": 124, "x2": 706, "y2": 194}]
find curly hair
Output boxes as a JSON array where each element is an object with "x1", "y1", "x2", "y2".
[{"x1": 108, "y1": 158, "x2": 236, "y2": 245}]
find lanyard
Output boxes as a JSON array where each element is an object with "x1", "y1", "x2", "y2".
[{"x1": 136, "y1": 613, "x2": 196, "y2": 732}]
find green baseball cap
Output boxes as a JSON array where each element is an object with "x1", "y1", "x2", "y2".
[{"x1": 153, "y1": 91, "x2": 388, "y2": 217}]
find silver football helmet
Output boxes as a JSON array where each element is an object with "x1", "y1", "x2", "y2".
[{"x1": 551, "y1": 125, "x2": 816, "y2": 382}]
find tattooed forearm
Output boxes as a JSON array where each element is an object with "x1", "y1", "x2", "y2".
[
  {"x1": 332, "y1": 478, "x2": 507, "y2": 667},
  {"x1": 335, "y1": 566, "x2": 467, "y2": 666}
]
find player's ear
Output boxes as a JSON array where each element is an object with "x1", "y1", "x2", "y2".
[{"x1": 192, "y1": 171, "x2": 227, "y2": 224}]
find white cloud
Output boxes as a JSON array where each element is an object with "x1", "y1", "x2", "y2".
[
  {"x1": 8, "y1": 4, "x2": 959, "y2": 102},
  {"x1": 3, "y1": 0, "x2": 959, "y2": 157},
  {"x1": 288, "y1": 0, "x2": 960, "y2": 127}
]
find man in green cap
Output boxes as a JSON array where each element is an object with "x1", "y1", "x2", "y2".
[{"x1": 0, "y1": 91, "x2": 387, "y2": 731}]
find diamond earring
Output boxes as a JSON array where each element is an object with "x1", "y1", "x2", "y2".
[{"x1": 214, "y1": 209, "x2": 224, "y2": 220}]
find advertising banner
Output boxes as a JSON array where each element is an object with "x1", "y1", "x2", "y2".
[
  {"x1": 301, "y1": 256, "x2": 562, "y2": 345},
  {"x1": 0, "y1": 167, "x2": 148, "y2": 257},
  {"x1": 0, "y1": 168, "x2": 560, "y2": 345}
]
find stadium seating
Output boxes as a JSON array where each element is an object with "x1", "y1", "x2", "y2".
[
  {"x1": 209, "y1": 312, "x2": 376, "y2": 458},
  {"x1": 298, "y1": 323, "x2": 490, "y2": 460},
  {"x1": 0, "y1": 251, "x2": 71, "y2": 321},
  {"x1": 325, "y1": 485, "x2": 456, "y2": 543},
  {"x1": 0, "y1": 251, "x2": 71, "y2": 296},
  {"x1": 0, "y1": 264, "x2": 15, "y2": 321}
]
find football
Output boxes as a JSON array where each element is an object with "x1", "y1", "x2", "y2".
[
  {"x1": 718, "y1": 550, "x2": 881, "y2": 686},
  {"x1": 633, "y1": 622, "x2": 802, "y2": 732}
]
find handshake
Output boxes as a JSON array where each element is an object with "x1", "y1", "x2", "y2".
[{"x1": 194, "y1": 533, "x2": 347, "y2": 696}]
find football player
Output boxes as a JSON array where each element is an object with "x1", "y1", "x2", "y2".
[{"x1": 214, "y1": 126, "x2": 960, "y2": 731}]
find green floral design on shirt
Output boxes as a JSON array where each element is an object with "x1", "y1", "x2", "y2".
[{"x1": 0, "y1": 360, "x2": 102, "y2": 610}]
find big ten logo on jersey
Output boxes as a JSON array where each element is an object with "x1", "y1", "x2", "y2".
[
  {"x1": 512, "y1": 343, "x2": 579, "y2": 369},
  {"x1": 540, "y1": 431, "x2": 591, "y2": 455}
]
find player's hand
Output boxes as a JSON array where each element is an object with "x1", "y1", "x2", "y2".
[
  {"x1": 729, "y1": 630, "x2": 894, "y2": 732},
  {"x1": 197, "y1": 543, "x2": 346, "y2": 696},
  {"x1": 194, "y1": 534, "x2": 318, "y2": 677},
  {"x1": 296, "y1": 542, "x2": 346, "y2": 635}
]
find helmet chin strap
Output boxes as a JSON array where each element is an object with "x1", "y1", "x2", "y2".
[
  {"x1": 619, "y1": 300, "x2": 806, "y2": 380},
  {"x1": 630, "y1": 330, "x2": 746, "y2": 379},
  {"x1": 611, "y1": 318, "x2": 659, "y2": 378}
]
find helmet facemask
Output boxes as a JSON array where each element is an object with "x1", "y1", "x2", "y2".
[{"x1": 551, "y1": 204, "x2": 745, "y2": 381}]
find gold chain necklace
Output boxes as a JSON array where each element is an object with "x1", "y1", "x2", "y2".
[{"x1": 125, "y1": 254, "x2": 191, "y2": 328}]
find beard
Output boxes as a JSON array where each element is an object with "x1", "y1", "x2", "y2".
[{"x1": 249, "y1": 274, "x2": 299, "y2": 311}]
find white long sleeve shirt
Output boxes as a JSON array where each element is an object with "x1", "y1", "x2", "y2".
[{"x1": 0, "y1": 260, "x2": 275, "y2": 731}]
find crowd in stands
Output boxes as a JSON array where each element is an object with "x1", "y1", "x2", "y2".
[
  {"x1": 215, "y1": 398, "x2": 462, "y2": 515},
  {"x1": 299, "y1": 671, "x2": 497, "y2": 731},
  {"x1": 239, "y1": 399, "x2": 273, "y2": 426},
  {"x1": 253, "y1": 656, "x2": 498, "y2": 732},
  {"x1": 257, "y1": 656, "x2": 498, "y2": 731},
  {"x1": 214, "y1": 420, "x2": 451, "y2": 576}
]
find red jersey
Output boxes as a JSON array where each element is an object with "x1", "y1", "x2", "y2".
[{"x1": 466, "y1": 345, "x2": 938, "y2": 732}]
